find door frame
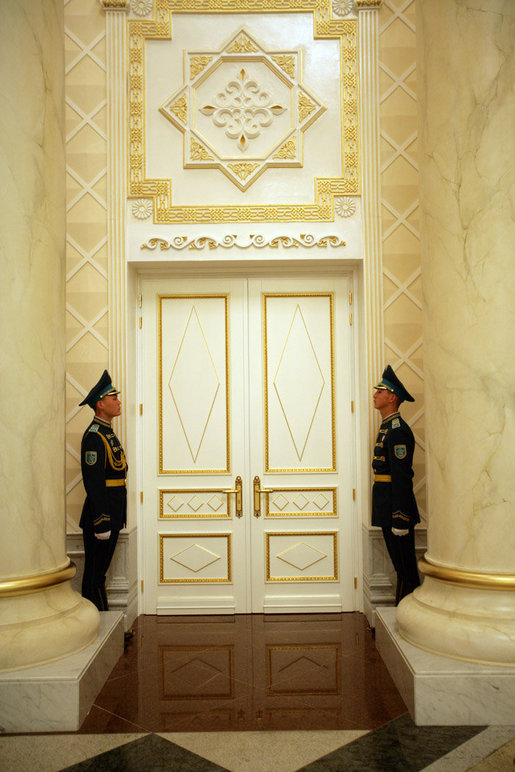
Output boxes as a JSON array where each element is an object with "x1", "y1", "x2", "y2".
[{"x1": 133, "y1": 259, "x2": 365, "y2": 616}]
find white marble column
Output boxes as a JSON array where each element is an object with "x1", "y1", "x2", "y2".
[
  {"x1": 397, "y1": 0, "x2": 515, "y2": 665},
  {"x1": 0, "y1": 0, "x2": 98, "y2": 671}
]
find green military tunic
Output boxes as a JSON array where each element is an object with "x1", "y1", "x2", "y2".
[
  {"x1": 80, "y1": 417, "x2": 127, "y2": 534},
  {"x1": 371, "y1": 411, "x2": 419, "y2": 530}
]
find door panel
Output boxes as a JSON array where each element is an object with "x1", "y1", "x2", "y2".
[
  {"x1": 140, "y1": 273, "x2": 356, "y2": 614},
  {"x1": 247, "y1": 277, "x2": 355, "y2": 613},
  {"x1": 159, "y1": 295, "x2": 230, "y2": 473},
  {"x1": 141, "y1": 278, "x2": 247, "y2": 614},
  {"x1": 262, "y1": 292, "x2": 335, "y2": 472}
]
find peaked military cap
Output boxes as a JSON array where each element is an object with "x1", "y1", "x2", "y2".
[
  {"x1": 79, "y1": 370, "x2": 119, "y2": 408},
  {"x1": 375, "y1": 365, "x2": 414, "y2": 403}
]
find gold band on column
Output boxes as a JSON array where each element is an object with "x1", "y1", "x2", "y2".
[
  {"x1": 0, "y1": 561, "x2": 77, "y2": 598},
  {"x1": 419, "y1": 556, "x2": 515, "y2": 591}
]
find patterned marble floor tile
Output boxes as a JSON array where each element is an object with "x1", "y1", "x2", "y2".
[
  {"x1": 0, "y1": 734, "x2": 144, "y2": 772},
  {"x1": 59, "y1": 734, "x2": 229, "y2": 771},
  {"x1": 421, "y1": 727, "x2": 515, "y2": 772},
  {"x1": 160, "y1": 728, "x2": 367, "y2": 772},
  {"x1": 296, "y1": 714, "x2": 486, "y2": 771},
  {"x1": 467, "y1": 736, "x2": 515, "y2": 772}
]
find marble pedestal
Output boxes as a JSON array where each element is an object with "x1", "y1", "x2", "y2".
[
  {"x1": 376, "y1": 607, "x2": 515, "y2": 726},
  {"x1": 0, "y1": 612, "x2": 124, "y2": 733}
]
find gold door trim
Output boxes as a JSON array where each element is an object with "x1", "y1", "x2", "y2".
[
  {"x1": 127, "y1": 0, "x2": 358, "y2": 223},
  {"x1": 158, "y1": 294, "x2": 230, "y2": 474},
  {"x1": 264, "y1": 486, "x2": 337, "y2": 517},
  {"x1": 265, "y1": 531, "x2": 338, "y2": 582},
  {"x1": 160, "y1": 533, "x2": 232, "y2": 583},
  {"x1": 159, "y1": 488, "x2": 232, "y2": 519},
  {"x1": 263, "y1": 293, "x2": 336, "y2": 472}
]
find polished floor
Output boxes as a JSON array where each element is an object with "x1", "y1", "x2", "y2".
[{"x1": 1, "y1": 613, "x2": 514, "y2": 771}]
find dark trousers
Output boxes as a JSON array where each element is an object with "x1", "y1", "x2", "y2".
[
  {"x1": 382, "y1": 526, "x2": 420, "y2": 605},
  {"x1": 82, "y1": 529, "x2": 119, "y2": 611}
]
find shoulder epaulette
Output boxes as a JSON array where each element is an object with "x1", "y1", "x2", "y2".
[
  {"x1": 392, "y1": 418, "x2": 400, "y2": 428},
  {"x1": 88, "y1": 424, "x2": 99, "y2": 433}
]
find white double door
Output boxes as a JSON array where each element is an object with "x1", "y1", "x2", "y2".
[{"x1": 139, "y1": 273, "x2": 357, "y2": 614}]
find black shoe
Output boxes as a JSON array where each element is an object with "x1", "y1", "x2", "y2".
[{"x1": 124, "y1": 630, "x2": 134, "y2": 644}]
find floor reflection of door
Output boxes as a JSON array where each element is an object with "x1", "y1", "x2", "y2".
[
  {"x1": 136, "y1": 614, "x2": 405, "y2": 732},
  {"x1": 140, "y1": 274, "x2": 357, "y2": 614}
]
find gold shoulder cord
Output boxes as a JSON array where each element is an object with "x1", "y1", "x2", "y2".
[{"x1": 99, "y1": 434, "x2": 127, "y2": 471}]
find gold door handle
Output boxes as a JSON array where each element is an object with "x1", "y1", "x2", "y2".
[
  {"x1": 224, "y1": 475, "x2": 243, "y2": 518},
  {"x1": 253, "y1": 475, "x2": 271, "y2": 518}
]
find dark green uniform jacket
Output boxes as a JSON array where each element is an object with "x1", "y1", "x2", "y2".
[
  {"x1": 371, "y1": 411, "x2": 419, "y2": 530},
  {"x1": 79, "y1": 417, "x2": 127, "y2": 534}
]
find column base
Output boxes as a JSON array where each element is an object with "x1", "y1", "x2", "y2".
[
  {"x1": 376, "y1": 607, "x2": 515, "y2": 725},
  {"x1": 396, "y1": 577, "x2": 515, "y2": 666},
  {"x1": 0, "y1": 611, "x2": 124, "y2": 732},
  {"x1": 0, "y1": 580, "x2": 100, "y2": 672}
]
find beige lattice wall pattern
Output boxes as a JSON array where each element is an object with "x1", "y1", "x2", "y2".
[
  {"x1": 65, "y1": 0, "x2": 109, "y2": 530},
  {"x1": 379, "y1": 0, "x2": 425, "y2": 521}
]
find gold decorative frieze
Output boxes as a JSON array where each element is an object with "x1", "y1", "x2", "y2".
[
  {"x1": 160, "y1": 533, "x2": 232, "y2": 583},
  {"x1": 160, "y1": 488, "x2": 233, "y2": 518},
  {"x1": 128, "y1": 0, "x2": 358, "y2": 222},
  {"x1": 264, "y1": 487, "x2": 337, "y2": 517},
  {"x1": 142, "y1": 234, "x2": 346, "y2": 250},
  {"x1": 226, "y1": 33, "x2": 259, "y2": 53},
  {"x1": 273, "y1": 137, "x2": 296, "y2": 159},
  {"x1": 100, "y1": 0, "x2": 129, "y2": 9},
  {"x1": 271, "y1": 54, "x2": 296, "y2": 78},
  {"x1": 191, "y1": 138, "x2": 214, "y2": 161},
  {"x1": 190, "y1": 55, "x2": 213, "y2": 79}
]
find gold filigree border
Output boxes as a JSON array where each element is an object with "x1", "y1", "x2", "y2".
[
  {"x1": 128, "y1": 0, "x2": 358, "y2": 223},
  {"x1": 141, "y1": 234, "x2": 346, "y2": 250}
]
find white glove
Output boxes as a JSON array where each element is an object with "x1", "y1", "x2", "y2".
[
  {"x1": 95, "y1": 530, "x2": 111, "y2": 540},
  {"x1": 391, "y1": 527, "x2": 409, "y2": 536}
]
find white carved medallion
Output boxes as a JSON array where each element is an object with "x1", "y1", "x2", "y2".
[{"x1": 159, "y1": 27, "x2": 326, "y2": 191}]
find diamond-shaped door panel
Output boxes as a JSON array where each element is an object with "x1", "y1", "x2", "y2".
[
  {"x1": 168, "y1": 306, "x2": 220, "y2": 463},
  {"x1": 160, "y1": 535, "x2": 231, "y2": 583},
  {"x1": 170, "y1": 544, "x2": 221, "y2": 573},
  {"x1": 276, "y1": 541, "x2": 327, "y2": 571},
  {"x1": 273, "y1": 305, "x2": 325, "y2": 461}
]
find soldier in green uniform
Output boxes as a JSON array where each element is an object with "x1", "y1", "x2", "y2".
[
  {"x1": 372, "y1": 365, "x2": 420, "y2": 605},
  {"x1": 79, "y1": 371, "x2": 127, "y2": 611}
]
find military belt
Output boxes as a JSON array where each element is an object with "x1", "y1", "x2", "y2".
[
  {"x1": 374, "y1": 474, "x2": 392, "y2": 482},
  {"x1": 105, "y1": 479, "x2": 126, "y2": 487}
]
